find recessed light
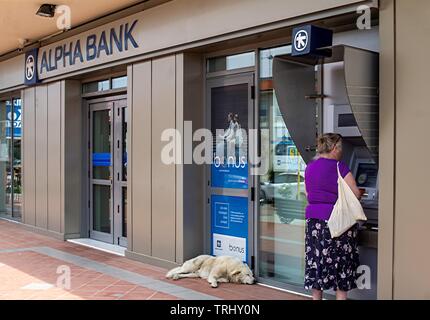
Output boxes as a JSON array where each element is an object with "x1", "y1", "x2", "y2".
[{"x1": 36, "y1": 4, "x2": 56, "y2": 18}]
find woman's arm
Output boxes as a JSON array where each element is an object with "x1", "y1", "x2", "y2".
[{"x1": 343, "y1": 172, "x2": 362, "y2": 199}]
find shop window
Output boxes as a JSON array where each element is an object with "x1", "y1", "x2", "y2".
[
  {"x1": 82, "y1": 76, "x2": 128, "y2": 94},
  {"x1": 0, "y1": 98, "x2": 22, "y2": 222},
  {"x1": 112, "y1": 76, "x2": 127, "y2": 89},
  {"x1": 83, "y1": 79, "x2": 110, "y2": 94},
  {"x1": 258, "y1": 44, "x2": 308, "y2": 287},
  {"x1": 207, "y1": 52, "x2": 255, "y2": 73},
  {"x1": 260, "y1": 45, "x2": 291, "y2": 78}
]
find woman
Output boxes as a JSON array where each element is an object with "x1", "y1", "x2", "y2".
[
  {"x1": 304, "y1": 133, "x2": 363, "y2": 300},
  {"x1": 216, "y1": 113, "x2": 235, "y2": 162}
]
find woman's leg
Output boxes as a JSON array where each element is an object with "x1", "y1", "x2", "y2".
[
  {"x1": 336, "y1": 290, "x2": 347, "y2": 300},
  {"x1": 312, "y1": 289, "x2": 323, "y2": 300}
]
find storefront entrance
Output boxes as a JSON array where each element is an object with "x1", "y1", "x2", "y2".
[
  {"x1": 0, "y1": 97, "x2": 22, "y2": 222},
  {"x1": 205, "y1": 48, "x2": 309, "y2": 289},
  {"x1": 206, "y1": 72, "x2": 255, "y2": 266},
  {"x1": 89, "y1": 96, "x2": 127, "y2": 247}
]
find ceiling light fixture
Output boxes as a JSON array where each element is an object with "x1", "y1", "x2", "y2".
[{"x1": 36, "y1": 4, "x2": 57, "y2": 18}]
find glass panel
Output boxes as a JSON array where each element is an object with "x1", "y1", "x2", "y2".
[
  {"x1": 122, "y1": 187, "x2": 127, "y2": 237},
  {"x1": 93, "y1": 185, "x2": 111, "y2": 233},
  {"x1": 112, "y1": 76, "x2": 127, "y2": 89},
  {"x1": 207, "y1": 52, "x2": 255, "y2": 73},
  {"x1": 259, "y1": 45, "x2": 291, "y2": 79},
  {"x1": 92, "y1": 109, "x2": 111, "y2": 180},
  {"x1": 258, "y1": 45, "x2": 307, "y2": 286},
  {"x1": 122, "y1": 107, "x2": 127, "y2": 181},
  {"x1": 12, "y1": 98, "x2": 22, "y2": 219},
  {"x1": 0, "y1": 100, "x2": 12, "y2": 219},
  {"x1": 211, "y1": 84, "x2": 248, "y2": 189},
  {"x1": 83, "y1": 79, "x2": 110, "y2": 94}
]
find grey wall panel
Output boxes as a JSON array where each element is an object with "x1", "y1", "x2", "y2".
[
  {"x1": 131, "y1": 61, "x2": 152, "y2": 255},
  {"x1": 126, "y1": 65, "x2": 133, "y2": 250},
  {"x1": 0, "y1": 55, "x2": 24, "y2": 90},
  {"x1": 182, "y1": 53, "x2": 205, "y2": 262},
  {"x1": 151, "y1": 56, "x2": 176, "y2": 262},
  {"x1": 175, "y1": 54, "x2": 184, "y2": 264},
  {"x1": 63, "y1": 80, "x2": 82, "y2": 236},
  {"x1": 22, "y1": 87, "x2": 36, "y2": 226},
  {"x1": 393, "y1": 0, "x2": 430, "y2": 299},
  {"x1": 35, "y1": 85, "x2": 48, "y2": 229},
  {"x1": 47, "y1": 82, "x2": 62, "y2": 233}
]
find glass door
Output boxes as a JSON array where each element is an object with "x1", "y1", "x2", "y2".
[
  {"x1": 0, "y1": 98, "x2": 22, "y2": 221},
  {"x1": 89, "y1": 98, "x2": 127, "y2": 246},
  {"x1": 207, "y1": 73, "x2": 254, "y2": 265},
  {"x1": 257, "y1": 45, "x2": 311, "y2": 288}
]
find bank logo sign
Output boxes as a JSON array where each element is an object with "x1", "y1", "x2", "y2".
[
  {"x1": 24, "y1": 14, "x2": 142, "y2": 85},
  {"x1": 39, "y1": 20, "x2": 138, "y2": 75},
  {"x1": 213, "y1": 233, "x2": 246, "y2": 262},
  {"x1": 294, "y1": 29, "x2": 308, "y2": 52},
  {"x1": 291, "y1": 25, "x2": 333, "y2": 57},
  {"x1": 24, "y1": 48, "x2": 39, "y2": 85}
]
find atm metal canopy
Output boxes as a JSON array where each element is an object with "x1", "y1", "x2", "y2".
[{"x1": 272, "y1": 45, "x2": 379, "y2": 164}]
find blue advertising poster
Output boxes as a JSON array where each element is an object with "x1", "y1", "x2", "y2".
[
  {"x1": 5, "y1": 101, "x2": 22, "y2": 138},
  {"x1": 211, "y1": 195, "x2": 248, "y2": 262},
  {"x1": 211, "y1": 162, "x2": 248, "y2": 189}
]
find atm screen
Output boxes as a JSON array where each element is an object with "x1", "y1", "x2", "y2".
[
  {"x1": 355, "y1": 163, "x2": 378, "y2": 188},
  {"x1": 338, "y1": 113, "x2": 358, "y2": 127}
]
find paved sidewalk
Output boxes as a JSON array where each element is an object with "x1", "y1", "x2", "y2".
[{"x1": 0, "y1": 219, "x2": 308, "y2": 300}]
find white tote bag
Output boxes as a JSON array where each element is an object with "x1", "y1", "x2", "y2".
[{"x1": 327, "y1": 162, "x2": 367, "y2": 238}]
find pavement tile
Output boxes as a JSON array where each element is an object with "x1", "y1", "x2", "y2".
[{"x1": 0, "y1": 219, "x2": 306, "y2": 300}]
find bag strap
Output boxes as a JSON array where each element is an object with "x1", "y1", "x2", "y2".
[{"x1": 336, "y1": 161, "x2": 341, "y2": 179}]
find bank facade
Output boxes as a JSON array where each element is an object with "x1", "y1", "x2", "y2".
[{"x1": 0, "y1": 0, "x2": 428, "y2": 300}]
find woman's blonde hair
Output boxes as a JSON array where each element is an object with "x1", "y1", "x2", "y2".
[{"x1": 316, "y1": 133, "x2": 342, "y2": 155}]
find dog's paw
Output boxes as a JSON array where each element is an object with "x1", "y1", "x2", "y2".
[
  {"x1": 210, "y1": 283, "x2": 218, "y2": 288},
  {"x1": 172, "y1": 274, "x2": 180, "y2": 280}
]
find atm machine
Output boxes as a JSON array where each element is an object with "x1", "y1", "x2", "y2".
[{"x1": 273, "y1": 45, "x2": 379, "y2": 299}]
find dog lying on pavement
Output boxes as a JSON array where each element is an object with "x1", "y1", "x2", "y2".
[{"x1": 166, "y1": 255, "x2": 255, "y2": 288}]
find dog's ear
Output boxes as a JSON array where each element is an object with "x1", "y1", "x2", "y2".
[{"x1": 231, "y1": 268, "x2": 242, "y2": 276}]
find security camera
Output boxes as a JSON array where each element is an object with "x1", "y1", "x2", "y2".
[{"x1": 18, "y1": 38, "x2": 29, "y2": 50}]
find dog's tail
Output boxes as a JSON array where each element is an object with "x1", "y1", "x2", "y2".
[{"x1": 165, "y1": 266, "x2": 182, "y2": 279}]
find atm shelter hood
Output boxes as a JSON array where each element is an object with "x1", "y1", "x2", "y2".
[{"x1": 272, "y1": 45, "x2": 379, "y2": 164}]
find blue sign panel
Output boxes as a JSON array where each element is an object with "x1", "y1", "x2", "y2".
[
  {"x1": 92, "y1": 153, "x2": 111, "y2": 167},
  {"x1": 211, "y1": 162, "x2": 248, "y2": 189},
  {"x1": 24, "y1": 48, "x2": 39, "y2": 85},
  {"x1": 291, "y1": 25, "x2": 333, "y2": 57},
  {"x1": 5, "y1": 101, "x2": 21, "y2": 138},
  {"x1": 211, "y1": 195, "x2": 248, "y2": 262}
]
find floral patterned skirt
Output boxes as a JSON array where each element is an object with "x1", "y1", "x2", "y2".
[{"x1": 304, "y1": 218, "x2": 360, "y2": 292}]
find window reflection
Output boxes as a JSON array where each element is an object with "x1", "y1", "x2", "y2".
[
  {"x1": 207, "y1": 52, "x2": 255, "y2": 73},
  {"x1": 258, "y1": 45, "x2": 307, "y2": 286}
]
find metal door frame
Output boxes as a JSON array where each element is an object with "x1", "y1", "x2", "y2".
[
  {"x1": 205, "y1": 72, "x2": 255, "y2": 266},
  {"x1": 113, "y1": 99, "x2": 128, "y2": 247},
  {"x1": 88, "y1": 95, "x2": 127, "y2": 246}
]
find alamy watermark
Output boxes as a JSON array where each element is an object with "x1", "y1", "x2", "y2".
[
  {"x1": 55, "y1": 5, "x2": 72, "y2": 31},
  {"x1": 160, "y1": 121, "x2": 270, "y2": 176},
  {"x1": 56, "y1": 265, "x2": 71, "y2": 290},
  {"x1": 356, "y1": 5, "x2": 372, "y2": 30}
]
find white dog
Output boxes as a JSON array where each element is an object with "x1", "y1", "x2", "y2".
[{"x1": 166, "y1": 255, "x2": 255, "y2": 288}]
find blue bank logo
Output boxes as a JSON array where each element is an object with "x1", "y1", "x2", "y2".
[
  {"x1": 25, "y1": 55, "x2": 35, "y2": 80},
  {"x1": 24, "y1": 48, "x2": 39, "y2": 85}
]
